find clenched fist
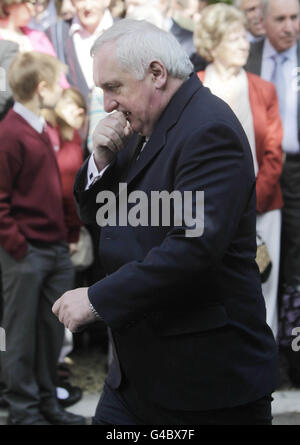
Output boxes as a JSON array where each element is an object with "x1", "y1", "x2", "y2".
[
  {"x1": 92, "y1": 111, "x2": 133, "y2": 171},
  {"x1": 52, "y1": 287, "x2": 98, "y2": 333}
]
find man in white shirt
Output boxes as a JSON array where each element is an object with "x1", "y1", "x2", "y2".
[
  {"x1": 47, "y1": 0, "x2": 113, "y2": 108},
  {"x1": 246, "y1": 0, "x2": 300, "y2": 388}
]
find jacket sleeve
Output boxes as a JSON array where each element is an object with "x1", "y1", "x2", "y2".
[{"x1": 255, "y1": 83, "x2": 283, "y2": 213}]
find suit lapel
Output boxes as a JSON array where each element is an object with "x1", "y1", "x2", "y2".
[
  {"x1": 246, "y1": 39, "x2": 264, "y2": 75},
  {"x1": 125, "y1": 73, "x2": 202, "y2": 188},
  {"x1": 125, "y1": 131, "x2": 166, "y2": 186}
]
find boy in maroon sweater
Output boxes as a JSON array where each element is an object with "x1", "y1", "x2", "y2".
[{"x1": 0, "y1": 52, "x2": 85, "y2": 425}]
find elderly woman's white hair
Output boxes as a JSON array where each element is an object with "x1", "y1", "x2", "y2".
[
  {"x1": 194, "y1": 3, "x2": 246, "y2": 63},
  {"x1": 91, "y1": 18, "x2": 193, "y2": 81}
]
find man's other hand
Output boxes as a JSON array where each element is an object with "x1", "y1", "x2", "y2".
[{"x1": 52, "y1": 287, "x2": 97, "y2": 333}]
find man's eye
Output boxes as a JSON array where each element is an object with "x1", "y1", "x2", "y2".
[{"x1": 107, "y1": 85, "x2": 120, "y2": 92}]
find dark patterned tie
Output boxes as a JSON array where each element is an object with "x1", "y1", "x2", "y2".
[{"x1": 133, "y1": 135, "x2": 146, "y2": 161}]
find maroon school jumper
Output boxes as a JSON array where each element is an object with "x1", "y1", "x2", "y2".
[{"x1": 0, "y1": 109, "x2": 66, "y2": 260}]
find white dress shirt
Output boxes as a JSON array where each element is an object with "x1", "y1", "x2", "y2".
[
  {"x1": 85, "y1": 138, "x2": 148, "y2": 190},
  {"x1": 261, "y1": 38, "x2": 299, "y2": 153},
  {"x1": 246, "y1": 31, "x2": 264, "y2": 44},
  {"x1": 85, "y1": 154, "x2": 110, "y2": 190},
  {"x1": 69, "y1": 10, "x2": 113, "y2": 90}
]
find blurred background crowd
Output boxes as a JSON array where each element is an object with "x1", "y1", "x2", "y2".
[{"x1": 0, "y1": 0, "x2": 299, "y2": 423}]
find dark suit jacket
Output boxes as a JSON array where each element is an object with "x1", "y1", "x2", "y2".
[
  {"x1": 170, "y1": 19, "x2": 207, "y2": 72},
  {"x1": 74, "y1": 74, "x2": 278, "y2": 413},
  {"x1": 170, "y1": 19, "x2": 195, "y2": 57},
  {"x1": 245, "y1": 38, "x2": 300, "y2": 145},
  {"x1": 46, "y1": 19, "x2": 90, "y2": 108}
]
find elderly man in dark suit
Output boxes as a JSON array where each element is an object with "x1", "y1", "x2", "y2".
[
  {"x1": 53, "y1": 18, "x2": 278, "y2": 425},
  {"x1": 47, "y1": 0, "x2": 113, "y2": 109},
  {"x1": 245, "y1": 0, "x2": 300, "y2": 387}
]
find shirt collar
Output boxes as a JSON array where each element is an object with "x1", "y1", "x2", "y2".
[
  {"x1": 247, "y1": 31, "x2": 264, "y2": 43},
  {"x1": 69, "y1": 9, "x2": 113, "y2": 38},
  {"x1": 263, "y1": 37, "x2": 297, "y2": 61},
  {"x1": 13, "y1": 102, "x2": 46, "y2": 134}
]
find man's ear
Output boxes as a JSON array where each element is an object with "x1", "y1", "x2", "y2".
[
  {"x1": 37, "y1": 80, "x2": 47, "y2": 95},
  {"x1": 149, "y1": 61, "x2": 168, "y2": 89},
  {"x1": 36, "y1": 80, "x2": 48, "y2": 105}
]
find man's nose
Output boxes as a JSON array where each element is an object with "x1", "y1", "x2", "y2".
[
  {"x1": 84, "y1": 0, "x2": 94, "y2": 10},
  {"x1": 283, "y1": 18, "x2": 295, "y2": 34},
  {"x1": 103, "y1": 95, "x2": 118, "y2": 113}
]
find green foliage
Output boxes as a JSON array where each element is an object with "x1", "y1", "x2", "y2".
[{"x1": 207, "y1": 0, "x2": 233, "y2": 4}]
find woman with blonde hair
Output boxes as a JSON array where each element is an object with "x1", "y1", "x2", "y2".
[{"x1": 195, "y1": 2, "x2": 283, "y2": 340}]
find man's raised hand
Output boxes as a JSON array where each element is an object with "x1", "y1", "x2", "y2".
[{"x1": 92, "y1": 111, "x2": 133, "y2": 171}]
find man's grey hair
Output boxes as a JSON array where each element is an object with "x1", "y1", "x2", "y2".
[
  {"x1": 260, "y1": 0, "x2": 270, "y2": 17},
  {"x1": 91, "y1": 19, "x2": 194, "y2": 80},
  {"x1": 260, "y1": 0, "x2": 300, "y2": 18},
  {"x1": 233, "y1": 0, "x2": 264, "y2": 11}
]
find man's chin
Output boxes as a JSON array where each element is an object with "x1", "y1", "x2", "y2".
[
  {"x1": 251, "y1": 25, "x2": 265, "y2": 37},
  {"x1": 279, "y1": 39, "x2": 297, "y2": 51}
]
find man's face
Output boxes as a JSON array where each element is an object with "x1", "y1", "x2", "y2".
[
  {"x1": 72, "y1": 0, "x2": 107, "y2": 32},
  {"x1": 93, "y1": 43, "x2": 163, "y2": 136},
  {"x1": 32, "y1": 0, "x2": 49, "y2": 16},
  {"x1": 60, "y1": 0, "x2": 76, "y2": 20},
  {"x1": 239, "y1": 0, "x2": 265, "y2": 37},
  {"x1": 264, "y1": 0, "x2": 300, "y2": 52}
]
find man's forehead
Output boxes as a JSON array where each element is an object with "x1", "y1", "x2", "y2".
[
  {"x1": 93, "y1": 46, "x2": 133, "y2": 87},
  {"x1": 269, "y1": 0, "x2": 299, "y2": 15},
  {"x1": 72, "y1": 0, "x2": 107, "y2": 10},
  {"x1": 242, "y1": 0, "x2": 259, "y2": 8}
]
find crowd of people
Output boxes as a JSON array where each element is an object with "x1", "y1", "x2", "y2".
[{"x1": 0, "y1": 0, "x2": 299, "y2": 425}]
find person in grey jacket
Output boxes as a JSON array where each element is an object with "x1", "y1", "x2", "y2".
[{"x1": 0, "y1": 40, "x2": 18, "y2": 120}]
